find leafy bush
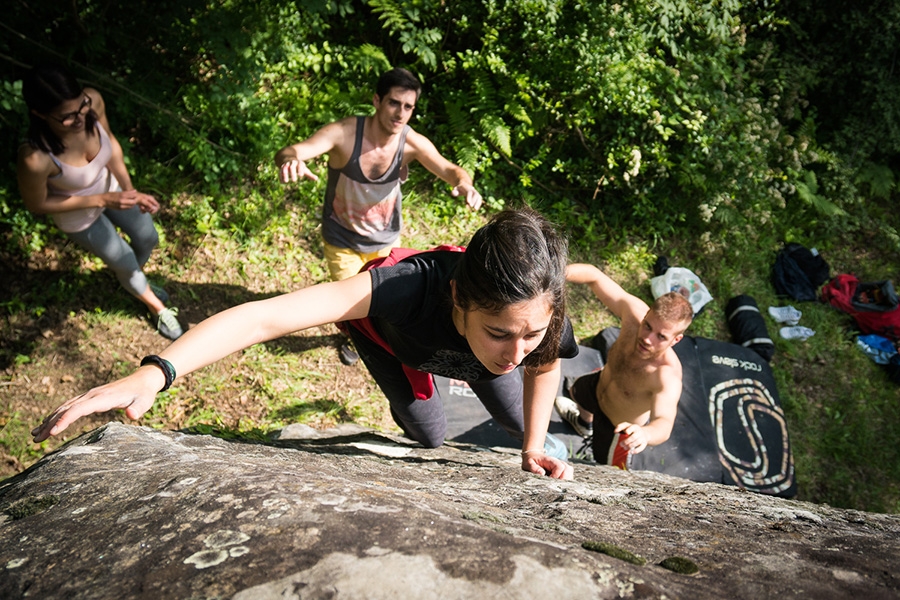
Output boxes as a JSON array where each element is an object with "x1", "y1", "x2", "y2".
[
  {"x1": 0, "y1": 0, "x2": 896, "y2": 252},
  {"x1": 360, "y1": 0, "x2": 851, "y2": 249}
]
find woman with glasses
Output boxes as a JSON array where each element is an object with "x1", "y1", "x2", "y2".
[{"x1": 17, "y1": 64, "x2": 184, "y2": 339}]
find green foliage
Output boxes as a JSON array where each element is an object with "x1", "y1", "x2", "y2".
[
  {"x1": 856, "y1": 162, "x2": 896, "y2": 201},
  {"x1": 0, "y1": 78, "x2": 23, "y2": 126},
  {"x1": 776, "y1": 0, "x2": 900, "y2": 162},
  {"x1": 367, "y1": 0, "x2": 442, "y2": 67},
  {"x1": 2, "y1": 0, "x2": 895, "y2": 252},
  {"x1": 364, "y1": 0, "x2": 828, "y2": 245},
  {"x1": 0, "y1": 412, "x2": 46, "y2": 465},
  {"x1": 136, "y1": 1, "x2": 389, "y2": 190}
]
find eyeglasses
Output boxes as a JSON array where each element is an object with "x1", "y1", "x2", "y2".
[{"x1": 47, "y1": 95, "x2": 92, "y2": 127}]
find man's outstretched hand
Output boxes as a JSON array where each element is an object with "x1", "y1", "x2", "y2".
[
  {"x1": 451, "y1": 183, "x2": 483, "y2": 211},
  {"x1": 278, "y1": 159, "x2": 320, "y2": 184},
  {"x1": 615, "y1": 422, "x2": 649, "y2": 454}
]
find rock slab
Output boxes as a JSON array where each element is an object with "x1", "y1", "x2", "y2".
[{"x1": 1, "y1": 422, "x2": 898, "y2": 599}]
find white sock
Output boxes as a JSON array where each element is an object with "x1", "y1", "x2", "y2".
[
  {"x1": 779, "y1": 326, "x2": 815, "y2": 341},
  {"x1": 769, "y1": 305, "x2": 802, "y2": 326}
]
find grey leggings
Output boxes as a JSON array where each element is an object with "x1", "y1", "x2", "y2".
[
  {"x1": 348, "y1": 326, "x2": 525, "y2": 447},
  {"x1": 65, "y1": 206, "x2": 159, "y2": 298}
]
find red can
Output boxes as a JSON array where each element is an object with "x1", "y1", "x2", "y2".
[{"x1": 609, "y1": 431, "x2": 633, "y2": 470}]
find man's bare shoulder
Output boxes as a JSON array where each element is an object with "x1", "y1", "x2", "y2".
[
  {"x1": 402, "y1": 128, "x2": 438, "y2": 154},
  {"x1": 659, "y1": 348, "x2": 685, "y2": 384},
  {"x1": 311, "y1": 116, "x2": 359, "y2": 162},
  {"x1": 335, "y1": 115, "x2": 361, "y2": 127},
  {"x1": 327, "y1": 116, "x2": 360, "y2": 139}
]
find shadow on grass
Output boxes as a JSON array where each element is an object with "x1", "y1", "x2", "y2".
[
  {"x1": 0, "y1": 242, "x2": 342, "y2": 372},
  {"x1": 268, "y1": 398, "x2": 346, "y2": 423}
]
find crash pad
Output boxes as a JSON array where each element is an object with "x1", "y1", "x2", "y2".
[
  {"x1": 436, "y1": 330, "x2": 796, "y2": 498},
  {"x1": 575, "y1": 329, "x2": 796, "y2": 497}
]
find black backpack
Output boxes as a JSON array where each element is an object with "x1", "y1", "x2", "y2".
[{"x1": 772, "y1": 243, "x2": 830, "y2": 302}]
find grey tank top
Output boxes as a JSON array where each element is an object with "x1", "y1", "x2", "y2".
[{"x1": 321, "y1": 116, "x2": 410, "y2": 253}]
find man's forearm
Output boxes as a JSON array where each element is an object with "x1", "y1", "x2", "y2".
[
  {"x1": 274, "y1": 146, "x2": 299, "y2": 167},
  {"x1": 445, "y1": 165, "x2": 473, "y2": 188},
  {"x1": 641, "y1": 418, "x2": 674, "y2": 447}
]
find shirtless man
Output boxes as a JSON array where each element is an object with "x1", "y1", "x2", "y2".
[
  {"x1": 555, "y1": 263, "x2": 693, "y2": 463},
  {"x1": 274, "y1": 67, "x2": 482, "y2": 364}
]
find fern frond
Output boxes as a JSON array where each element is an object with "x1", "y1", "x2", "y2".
[
  {"x1": 454, "y1": 135, "x2": 481, "y2": 174},
  {"x1": 856, "y1": 162, "x2": 895, "y2": 200},
  {"x1": 480, "y1": 113, "x2": 511, "y2": 156},
  {"x1": 795, "y1": 171, "x2": 845, "y2": 216},
  {"x1": 446, "y1": 101, "x2": 477, "y2": 137},
  {"x1": 366, "y1": 0, "x2": 410, "y2": 32}
]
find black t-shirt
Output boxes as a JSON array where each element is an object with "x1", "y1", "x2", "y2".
[{"x1": 367, "y1": 251, "x2": 578, "y2": 383}]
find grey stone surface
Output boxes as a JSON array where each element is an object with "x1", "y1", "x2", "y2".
[{"x1": 1, "y1": 422, "x2": 898, "y2": 599}]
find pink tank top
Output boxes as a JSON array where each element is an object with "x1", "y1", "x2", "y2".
[{"x1": 47, "y1": 123, "x2": 119, "y2": 233}]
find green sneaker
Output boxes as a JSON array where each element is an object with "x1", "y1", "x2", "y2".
[{"x1": 156, "y1": 307, "x2": 184, "y2": 340}]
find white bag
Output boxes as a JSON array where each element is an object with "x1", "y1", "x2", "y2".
[{"x1": 649, "y1": 267, "x2": 713, "y2": 315}]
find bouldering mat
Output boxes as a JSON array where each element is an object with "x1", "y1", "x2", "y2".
[
  {"x1": 433, "y1": 346, "x2": 603, "y2": 455},
  {"x1": 559, "y1": 330, "x2": 796, "y2": 498}
]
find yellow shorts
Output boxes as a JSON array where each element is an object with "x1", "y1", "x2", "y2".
[{"x1": 323, "y1": 239, "x2": 401, "y2": 281}]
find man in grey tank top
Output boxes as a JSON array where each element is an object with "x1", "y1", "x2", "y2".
[{"x1": 274, "y1": 68, "x2": 482, "y2": 364}]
